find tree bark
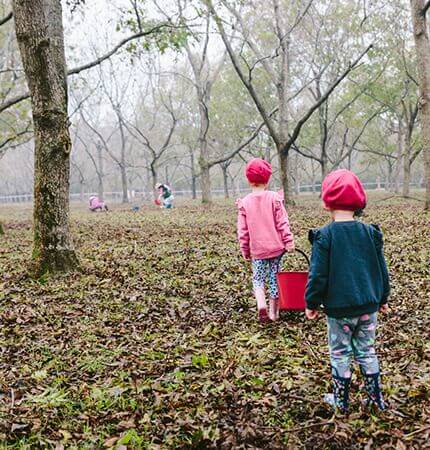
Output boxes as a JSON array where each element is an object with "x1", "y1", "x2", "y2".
[
  {"x1": 402, "y1": 123, "x2": 413, "y2": 197},
  {"x1": 277, "y1": 147, "x2": 291, "y2": 202},
  {"x1": 393, "y1": 119, "x2": 404, "y2": 193},
  {"x1": 13, "y1": 0, "x2": 78, "y2": 276},
  {"x1": 97, "y1": 142, "x2": 104, "y2": 201},
  {"x1": 410, "y1": 0, "x2": 430, "y2": 209},
  {"x1": 221, "y1": 164, "x2": 229, "y2": 199},
  {"x1": 190, "y1": 150, "x2": 197, "y2": 200},
  {"x1": 197, "y1": 91, "x2": 212, "y2": 204},
  {"x1": 120, "y1": 164, "x2": 128, "y2": 203},
  {"x1": 79, "y1": 178, "x2": 85, "y2": 203},
  {"x1": 117, "y1": 116, "x2": 129, "y2": 203},
  {"x1": 274, "y1": 0, "x2": 292, "y2": 203},
  {"x1": 150, "y1": 163, "x2": 158, "y2": 200},
  {"x1": 200, "y1": 162, "x2": 211, "y2": 204},
  {"x1": 386, "y1": 159, "x2": 394, "y2": 192}
]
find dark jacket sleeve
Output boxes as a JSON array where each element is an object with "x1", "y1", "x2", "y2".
[
  {"x1": 371, "y1": 224, "x2": 390, "y2": 304},
  {"x1": 305, "y1": 229, "x2": 330, "y2": 310}
]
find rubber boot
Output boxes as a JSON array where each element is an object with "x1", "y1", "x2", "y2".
[
  {"x1": 324, "y1": 375, "x2": 351, "y2": 414},
  {"x1": 363, "y1": 372, "x2": 386, "y2": 410},
  {"x1": 254, "y1": 288, "x2": 269, "y2": 323}
]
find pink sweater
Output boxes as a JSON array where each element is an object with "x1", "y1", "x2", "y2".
[{"x1": 237, "y1": 190, "x2": 294, "y2": 260}]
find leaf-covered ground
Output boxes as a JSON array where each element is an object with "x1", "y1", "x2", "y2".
[{"x1": 0, "y1": 197, "x2": 429, "y2": 449}]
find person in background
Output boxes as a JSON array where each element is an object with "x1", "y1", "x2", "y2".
[
  {"x1": 156, "y1": 183, "x2": 174, "y2": 209},
  {"x1": 305, "y1": 169, "x2": 390, "y2": 413},
  {"x1": 237, "y1": 158, "x2": 295, "y2": 322},
  {"x1": 89, "y1": 195, "x2": 108, "y2": 212}
]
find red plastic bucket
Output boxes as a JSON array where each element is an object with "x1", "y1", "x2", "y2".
[{"x1": 277, "y1": 250, "x2": 309, "y2": 311}]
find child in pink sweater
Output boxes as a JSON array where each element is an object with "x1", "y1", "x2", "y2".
[{"x1": 237, "y1": 158, "x2": 295, "y2": 322}]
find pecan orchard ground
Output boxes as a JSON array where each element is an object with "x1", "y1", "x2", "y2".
[{"x1": 0, "y1": 197, "x2": 429, "y2": 449}]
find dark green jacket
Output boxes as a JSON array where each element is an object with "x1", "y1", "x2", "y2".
[{"x1": 305, "y1": 221, "x2": 390, "y2": 318}]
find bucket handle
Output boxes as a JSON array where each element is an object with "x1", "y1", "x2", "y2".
[{"x1": 283, "y1": 248, "x2": 310, "y2": 266}]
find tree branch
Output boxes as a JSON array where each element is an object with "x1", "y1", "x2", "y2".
[
  {"x1": 0, "y1": 23, "x2": 181, "y2": 114},
  {"x1": 282, "y1": 44, "x2": 373, "y2": 155},
  {"x1": 205, "y1": 0, "x2": 280, "y2": 147},
  {"x1": 0, "y1": 10, "x2": 12, "y2": 26},
  {"x1": 208, "y1": 107, "x2": 279, "y2": 167}
]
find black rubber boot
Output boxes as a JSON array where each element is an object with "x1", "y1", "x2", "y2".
[
  {"x1": 363, "y1": 372, "x2": 386, "y2": 410},
  {"x1": 325, "y1": 375, "x2": 351, "y2": 413}
]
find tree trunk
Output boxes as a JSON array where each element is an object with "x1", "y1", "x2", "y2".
[
  {"x1": 97, "y1": 142, "x2": 104, "y2": 201},
  {"x1": 13, "y1": 0, "x2": 78, "y2": 276},
  {"x1": 386, "y1": 160, "x2": 394, "y2": 192},
  {"x1": 278, "y1": 147, "x2": 291, "y2": 203},
  {"x1": 402, "y1": 129, "x2": 412, "y2": 197},
  {"x1": 402, "y1": 157, "x2": 411, "y2": 197},
  {"x1": 200, "y1": 163, "x2": 211, "y2": 204},
  {"x1": 222, "y1": 164, "x2": 229, "y2": 199},
  {"x1": 120, "y1": 164, "x2": 128, "y2": 203},
  {"x1": 117, "y1": 112, "x2": 128, "y2": 204},
  {"x1": 151, "y1": 164, "x2": 158, "y2": 200},
  {"x1": 393, "y1": 119, "x2": 404, "y2": 193},
  {"x1": 198, "y1": 100, "x2": 212, "y2": 204},
  {"x1": 410, "y1": 0, "x2": 430, "y2": 209},
  {"x1": 190, "y1": 150, "x2": 197, "y2": 200},
  {"x1": 320, "y1": 155, "x2": 329, "y2": 181},
  {"x1": 79, "y1": 179, "x2": 85, "y2": 203}
]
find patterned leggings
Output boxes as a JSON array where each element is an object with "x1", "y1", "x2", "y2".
[
  {"x1": 327, "y1": 312, "x2": 380, "y2": 379},
  {"x1": 252, "y1": 256, "x2": 282, "y2": 299}
]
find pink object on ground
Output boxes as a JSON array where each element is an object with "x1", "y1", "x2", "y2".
[
  {"x1": 89, "y1": 196, "x2": 105, "y2": 211},
  {"x1": 237, "y1": 191, "x2": 294, "y2": 260}
]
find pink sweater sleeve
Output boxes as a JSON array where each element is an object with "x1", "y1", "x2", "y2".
[
  {"x1": 237, "y1": 200, "x2": 250, "y2": 258},
  {"x1": 274, "y1": 196, "x2": 294, "y2": 246}
]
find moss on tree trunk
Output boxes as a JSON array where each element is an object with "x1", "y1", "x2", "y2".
[{"x1": 13, "y1": 0, "x2": 79, "y2": 276}]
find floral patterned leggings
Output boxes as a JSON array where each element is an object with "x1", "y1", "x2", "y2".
[
  {"x1": 327, "y1": 312, "x2": 380, "y2": 379},
  {"x1": 251, "y1": 255, "x2": 282, "y2": 299}
]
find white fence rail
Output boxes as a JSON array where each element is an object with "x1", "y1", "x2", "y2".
[{"x1": 0, "y1": 182, "x2": 425, "y2": 204}]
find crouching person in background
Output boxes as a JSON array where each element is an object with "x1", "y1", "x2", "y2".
[
  {"x1": 89, "y1": 195, "x2": 108, "y2": 212},
  {"x1": 156, "y1": 183, "x2": 174, "y2": 209}
]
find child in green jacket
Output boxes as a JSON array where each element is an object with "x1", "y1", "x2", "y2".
[{"x1": 305, "y1": 169, "x2": 389, "y2": 413}]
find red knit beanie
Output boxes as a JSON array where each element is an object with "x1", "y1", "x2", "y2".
[
  {"x1": 245, "y1": 158, "x2": 272, "y2": 184},
  {"x1": 322, "y1": 169, "x2": 367, "y2": 211}
]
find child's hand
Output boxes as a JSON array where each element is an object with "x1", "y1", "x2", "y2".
[
  {"x1": 244, "y1": 255, "x2": 251, "y2": 261},
  {"x1": 285, "y1": 242, "x2": 295, "y2": 253},
  {"x1": 379, "y1": 304, "x2": 389, "y2": 314},
  {"x1": 305, "y1": 308, "x2": 319, "y2": 320}
]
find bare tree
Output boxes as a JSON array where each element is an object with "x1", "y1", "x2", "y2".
[
  {"x1": 205, "y1": 0, "x2": 372, "y2": 203},
  {"x1": 125, "y1": 81, "x2": 180, "y2": 199},
  {"x1": 176, "y1": 2, "x2": 226, "y2": 204}
]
